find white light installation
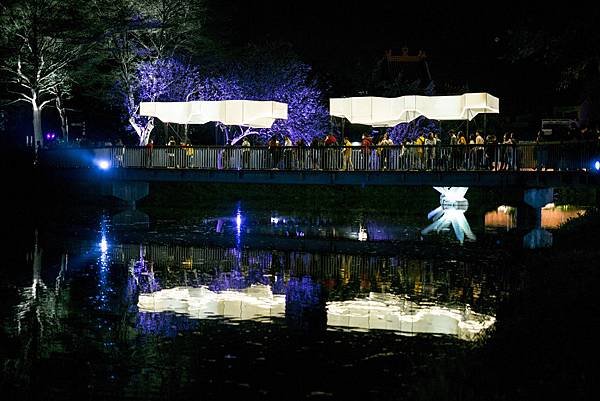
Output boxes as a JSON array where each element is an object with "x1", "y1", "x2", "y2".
[
  {"x1": 140, "y1": 100, "x2": 288, "y2": 128},
  {"x1": 330, "y1": 93, "x2": 499, "y2": 127},
  {"x1": 137, "y1": 287, "x2": 494, "y2": 340},
  {"x1": 422, "y1": 187, "x2": 476, "y2": 244}
]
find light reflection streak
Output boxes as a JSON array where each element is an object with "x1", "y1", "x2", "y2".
[
  {"x1": 485, "y1": 204, "x2": 587, "y2": 231},
  {"x1": 97, "y1": 216, "x2": 111, "y2": 310}
]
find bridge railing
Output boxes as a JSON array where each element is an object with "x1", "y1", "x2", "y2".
[{"x1": 40, "y1": 142, "x2": 600, "y2": 172}]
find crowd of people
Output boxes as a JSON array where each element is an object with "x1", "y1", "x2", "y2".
[
  {"x1": 237, "y1": 129, "x2": 526, "y2": 171},
  {"x1": 39, "y1": 127, "x2": 600, "y2": 172}
]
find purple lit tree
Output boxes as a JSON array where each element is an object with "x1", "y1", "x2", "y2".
[
  {"x1": 97, "y1": 0, "x2": 205, "y2": 145},
  {"x1": 231, "y1": 45, "x2": 329, "y2": 144},
  {"x1": 123, "y1": 58, "x2": 199, "y2": 144},
  {"x1": 388, "y1": 116, "x2": 440, "y2": 144},
  {"x1": 125, "y1": 44, "x2": 329, "y2": 145},
  {"x1": 174, "y1": 44, "x2": 329, "y2": 145},
  {"x1": 189, "y1": 75, "x2": 245, "y2": 143}
]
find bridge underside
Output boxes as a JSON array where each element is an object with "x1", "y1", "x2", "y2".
[{"x1": 47, "y1": 168, "x2": 599, "y2": 188}]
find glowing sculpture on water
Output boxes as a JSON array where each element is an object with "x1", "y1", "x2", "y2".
[{"x1": 422, "y1": 187, "x2": 475, "y2": 243}]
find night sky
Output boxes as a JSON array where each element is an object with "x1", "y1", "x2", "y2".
[
  {"x1": 207, "y1": 1, "x2": 599, "y2": 116},
  {"x1": 2, "y1": 1, "x2": 600, "y2": 143}
]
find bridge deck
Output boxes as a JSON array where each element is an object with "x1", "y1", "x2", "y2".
[
  {"x1": 40, "y1": 144, "x2": 600, "y2": 188},
  {"x1": 46, "y1": 167, "x2": 598, "y2": 188}
]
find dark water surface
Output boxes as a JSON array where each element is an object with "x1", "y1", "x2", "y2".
[{"x1": 0, "y1": 185, "x2": 593, "y2": 400}]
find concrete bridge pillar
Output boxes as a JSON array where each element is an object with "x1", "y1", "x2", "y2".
[
  {"x1": 518, "y1": 188, "x2": 554, "y2": 228},
  {"x1": 112, "y1": 181, "x2": 149, "y2": 209},
  {"x1": 111, "y1": 182, "x2": 150, "y2": 227},
  {"x1": 519, "y1": 188, "x2": 554, "y2": 249},
  {"x1": 523, "y1": 187, "x2": 554, "y2": 209}
]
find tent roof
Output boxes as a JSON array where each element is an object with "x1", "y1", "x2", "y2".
[
  {"x1": 330, "y1": 93, "x2": 499, "y2": 126},
  {"x1": 140, "y1": 100, "x2": 288, "y2": 128}
]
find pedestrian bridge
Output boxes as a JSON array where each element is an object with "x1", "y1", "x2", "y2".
[{"x1": 40, "y1": 143, "x2": 600, "y2": 188}]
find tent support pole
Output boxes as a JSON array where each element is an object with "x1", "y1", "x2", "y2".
[{"x1": 484, "y1": 114, "x2": 487, "y2": 136}]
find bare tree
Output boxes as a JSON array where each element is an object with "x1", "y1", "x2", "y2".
[{"x1": 0, "y1": 0, "x2": 82, "y2": 148}]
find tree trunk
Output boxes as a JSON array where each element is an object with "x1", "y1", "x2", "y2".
[
  {"x1": 56, "y1": 95, "x2": 69, "y2": 143},
  {"x1": 32, "y1": 105, "x2": 43, "y2": 149}
]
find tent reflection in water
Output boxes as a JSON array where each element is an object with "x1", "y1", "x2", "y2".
[
  {"x1": 137, "y1": 285, "x2": 286, "y2": 320},
  {"x1": 137, "y1": 285, "x2": 495, "y2": 340}
]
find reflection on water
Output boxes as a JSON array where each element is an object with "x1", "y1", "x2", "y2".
[
  {"x1": 138, "y1": 285, "x2": 494, "y2": 341},
  {"x1": 485, "y1": 204, "x2": 587, "y2": 231},
  {"x1": 200, "y1": 208, "x2": 425, "y2": 245},
  {"x1": 327, "y1": 293, "x2": 494, "y2": 340},
  {"x1": 121, "y1": 238, "x2": 501, "y2": 341},
  {"x1": 2, "y1": 204, "x2": 524, "y2": 400}
]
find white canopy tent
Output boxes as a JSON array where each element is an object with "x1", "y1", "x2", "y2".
[
  {"x1": 329, "y1": 92, "x2": 499, "y2": 127},
  {"x1": 140, "y1": 100, "x2": 288, "y2": 128},
  {"x1": 329, "y1": 96, "x2": 419, "y2": 127}
]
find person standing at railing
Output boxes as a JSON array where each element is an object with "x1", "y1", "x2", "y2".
[
  {"x1": 415, "y1": 131, "x2": 426, "y2": 169},
  {"x1": 425, "y1": 132, "x2": 437, "y2": 170},
  {"x1": 449, "y1": 130, "x2": 458, "y2": 170},
  {"x1": 485, "y1": 133, "x2": 497, "y2": 170},
  {"x1": 167, "y1": 136, "x2": 177, "y2": 168},
  {"x1": 242, "y1": 137, "x2": 251, "y2": 169},
  {"x1": 268, "y1": 135, "x2": 280, "y2": 169},
  {"x1": 500, "y1": 133, "x2": 511, "y2": 170},
  {"x1": 535, "y1": 131, "x2": 547, "y2": 171},
  {"x1": 324, "y1": 132, "x2": 338, "y2": 170},
  {"x1": 433, "y1": 132, "x2": 442, "y2": 170},
  {"x1": 475, "y1": 131, "x2": 485, "y2": 169},
  {"x1": 180, "y1": 140, "x2": 193, "y2": 168},
  {"x1": 457, "y1": 131, "x2": 467, "y2": 170},
  {"x1": 510, "y1": 132, "x2": 519, "y2": 170},
  {"x1": 377, "y1": 132, "x2": 393, "y2": 170},
  {"x1": 400, "y1": 138, "x2": 413, "y2": 170},
  {"x1": 361, "y1": 133, "x2": 373, "y2": 170},
  {"x1": 144, "y1": 139, "x2": 154, "y2": 168},
  {"x1": 222, "y1": 140, "x2": 233, "y2": 169},
  {"x1": 342, "y1": 137, "x2": 354, "y2": 171},
  {"x1": 309, "y1": 136, "x2": 321, "y2": 170},
  {"x1": 295, "y1": 138, "x2": 306, "y2": 169},
  {"x1": 115, "y1": 138, "x2": 125, "y2": 167},
  {"x1": 467, "y1": 134, "x2": 476, "y2": 169},
  {"x1": 283, "y1": 135, "x2": 293, "y2": 169}
]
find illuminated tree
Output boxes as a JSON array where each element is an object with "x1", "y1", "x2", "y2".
[
  {"x1": 126, "y1": 58, "x2": 200, "y2": 144},
  {"x1": 0, "y1": 0, "x2": 83, "y2": 147},
  {"x1": 183, "y1": 45, "x2": 329, "y2": 145},
  {"x1": 232, "y1": 44, "x2": 329, "y2": 144},
  {"x1": 94, "y1": 0, "x2": 205, "y2": 145},
  {"x1": 387, "y1": 116, "x2": 440, "y2": 144}
]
